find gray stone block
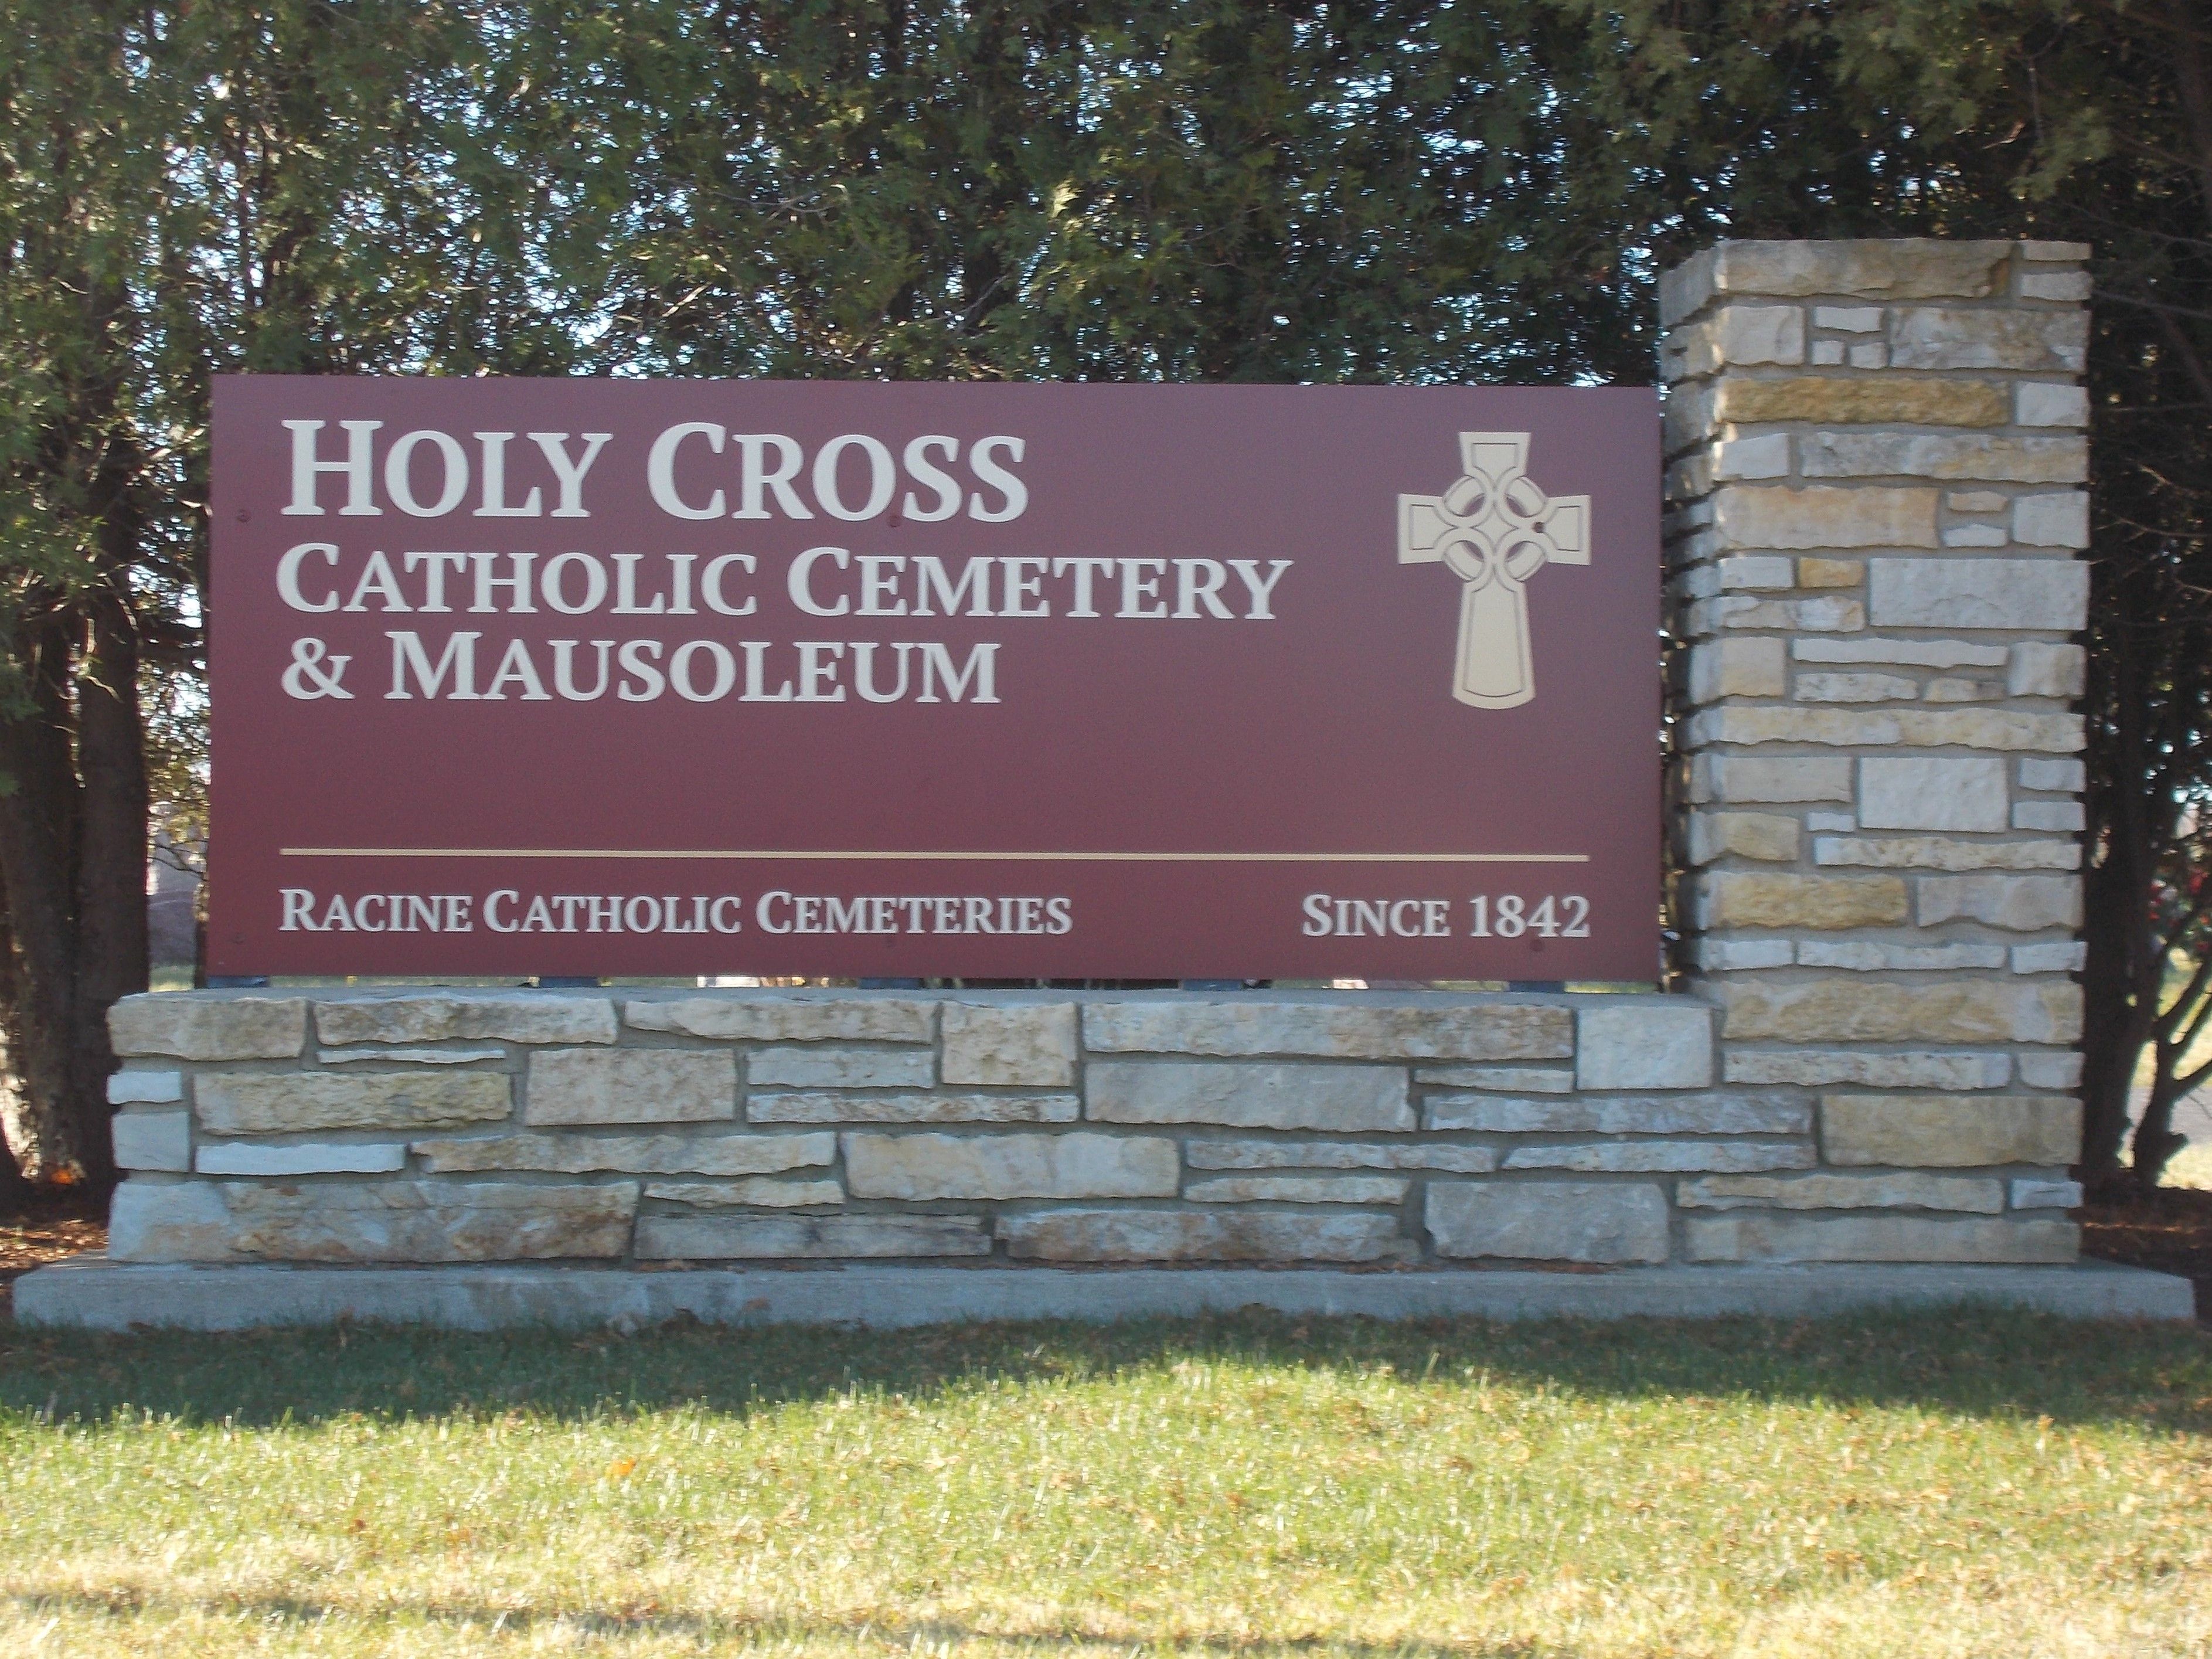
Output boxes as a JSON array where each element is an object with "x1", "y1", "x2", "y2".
[
  {"x1": 110, "y1": 995, "x2": 306, "y2": 1061},
  {"x1": 1858, "y1": 757, "x2": 2009, "y2": 832},
  {"x1": 107, "y1": 1069, "x2": 185, "y2": 1105},
  {"x1": 747, "y1": 1090, "x2": 1080, "y2": 1124},
  {"x1": 1575, "y1": 1002, "x2": 1713, "y2": 1090},
  {"x1": 1081, "y1": 1001, "x2": 1571, "y2": 1062},
  {"x1": 635, "y1": 1213, "x2": 988, "y2": 1260},
  {"x1": 1426, "y1": 1181, "x2": 1670, "y2": 1264},
  {"x1": 412, "y1": 1130, "x2": 833, "y2": 1176},
  {"x1": 111, "y1": 1110, "x2": 191, "y2": 1172},
  {"x1": 195, "y1": 1141, "x2": 408, "y2": 1177},
  {"x1": 524, "y1": 1049, "x2": 736, "y2": 1126},
  {"x1": 642, "y1": 1178, "x2": 845, "y2": 1208},
  {"x1": 625, "y1": 995, "x2": 935, "y2": 1043},
  {"x1": 747, "y1": 1046, "x2": 934, "y2": 1090},
  {"x1": 1413, "y1": 1065, "x2": 1575, "y2": 1093},
  {"x1": 319, "y1": 1046, "x2": 505, "y2": 1066},
  {"x1": 1867, "y1": 557, "x2": 2089, "y2": 631},
  {"x1": 1185, "y1": 1175, "x2": 1410, "y2": 1205},
  {"x1": 314, "y1": 994, "x2": 616, "y2": 1047},
  {"x1": 2010, "y1": 1177, "x2": 2084, "y2": 1210},
  {"x1": 1000, "y1": 1209, "x2": 1404, "y2": 1263},
  {"x1": 843, "y1": 1131, "x2": 1177, "y2": 1201},
  {"x1": 1725, "y1": 1050, "x2": 2013, "y2": 1089},
  {"x1": 1085, "y1": 1060, "x2": 1413, "y2": 1131},
  {"x1": 941, "y1": 1002, "x2": 1077, "y2": 1086},
  {"x1": 1426, "y1": 1093, "x2": 1809, "y2": 1136},
  {"x1": 1182, "y1": 1140, "x2": 1498, "y2": 1173},
  {"x1": 1915, "y1": 873, "x2": 2082, "y2": 932},
  {"x1": 195, "y1": 1072, "x2": 512, "y2": 1136},
  {"x1": 1686, "y1": 1213, "x2": 2077, "y2": 1264},
  {"x1": 111, "y1": 1179, "x2": 637, "y2": 1264},
  {"x1": 1677, "y1": 1172, "x2": 2004, "y2": 1212},
  {"x1": 1500, "y1": 1142, "x2": 1813, "y2": 1173}
]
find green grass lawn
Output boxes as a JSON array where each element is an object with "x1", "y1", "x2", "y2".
[{"x1": 2, "y1": 1309, "x2": 2208, "y2": 1657}]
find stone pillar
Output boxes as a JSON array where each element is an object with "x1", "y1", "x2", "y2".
[{"x1": 1662, "y1": 238, "x2": 2092, "y2": 1263}]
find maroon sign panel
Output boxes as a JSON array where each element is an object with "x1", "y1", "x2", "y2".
[{"x1": 208, "y1": 378, "x2": 1660, "y2": 980}]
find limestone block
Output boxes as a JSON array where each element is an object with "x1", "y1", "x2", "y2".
[
  {"x1": 194, "y1": 1140, "x2": 409, "y2": 1176},
  {"x1": 1726, "y1": 1051, "x2": 2013, "y2": 1089},
  {"x1": 1688, "y1": 706, "x2": 2084, "y2": 752},
  {"x1": 1795, "y1": 941, "x2": 2009, "y2": 971},
  {"x1": 1820, "y1": 1093, "x2": 2081, "y2": 1166},
  {"x1": 1793, "y1": 637, "x2": 2006, "y2": 668},
  {"x1": 2012, "y1": 943, "x2": 2088, "y2": 975},
  {"x1": 1798, "y1": 557, "x2": 1865, "y2": 588},
  {"x1": 2014, "y1": 492, "x2": 2090, "y2": 548},
  {"x1": 1948, "y1": 491, "x2": 2009, "y2": 514},
  {"x1": 1917, "y1": 873, "x2": 2082, "y2": 931},
  {"x1": 1426, "y1": 1182, "x2": 1669, "y2": 1264},
  {"x1": 1941, "y1": 523, "x2": 2007, "y2": 548},
  {"x1": 1717, "y1": 980, "x2": 2081, "y2": 1045},
  {"x1": 1695, "y1": 872, "x2": 1908, "y2": 930},
  {"x1": 843, "y1": 1131, "x2": 1178, "y2": 1200},
  {"x1": 2021, "y1": 240, "x2": 2092, "y2": 261},
  {"x1": 1086, "y1": 1061, "x2": 1412, "y2": 1131},
  {"x1": 1921, "y1": 676, "x2": 2002, "y2": 702},
  {"x1": 1427, "y1": 1093, "x2": 1809, "y2": 1135},
  {"x1": 1679, "y1": 1172, "x2": 2003, "y2": 1212},
  {"x1": 941, "y1": 1002, "x2": 1077, "y2": 1087},
  {"x1": 2017, "y1": 383, "x2": 2089, "y2": 427},
  {"x1": 643, "y1": 1178, "x2": 845, "y2": 1208},
  {"x1": 1081, "y1": 1001, "x2": 1572, "y2": 1062},
  {"x1": 2017, "y1": 1052, "x2": 2085, "y2": 1090},
  {"x1": 1799, "y1": 432, "x2": 2086, "y2": 484},
  {"x1": 525, "y1": 1049, "x2": 736, "y2": 1126},
  {"x1": 1696, "y1": 754, "x2": 1853, "y2": 803},
  {"x1": 1663, "y1": 304, "x2": 1806, "y2": 376},
  {"x1": 1413, "y1": 1065, "x2": 1575, "y2": 1093},
  {"x1": 1812, "y1": 305, "x2": 1884, "y2": 331},
  {"x1": 111, "y1": 995, "x2": 305, "y2": 1061},
  {"x1": 2009, "y1": 642, "x2": 2087, "y2": 699},
  {"x1": 112, "y1": 1110, "x2": 191, "y2": 1172},
  {"x1": 1186, "y1": 1175, "x2": 1411, "y2": 1205},
  {"x1": 2010, "y1": 1177, "x2": 2083, "y2": 1209},
  {"x1": 108, "y1": 1070, "x2": 184, "y2": 1105},
  {"x1": 1658, "y1": 249, "x2": 1718, "y2": 327},
  {"x1": 1709, "y1": 240, "x2": 2011, "y2": 301},
  {"x1": 1716, "y1": 376, "x2": 2005, "y2": 427},
  {"x1": 412, "y1": 1130, "x2": 833, "y2": 1175},
  {"x1": 1710, "y1": 485, "x2": 1938, "y2": 550},
  {"x1": 1811, "y1": 341, "x2": 1845, "y2": 365},
  {"x1": 1686, "y1": 1214, "x2": 2076, "y2": 1264},
  {"x1": 1575, "y1": 1002, "x2": 1713, "y2": 1090},
  {"x1": 1805, "y1": 811, "x2": 1858, "y2": 831},
  {"x1": 748, "y1": 1090, "x2": 1080, "y2": 1124},
  {"x1": 1183, "y1": 1140, "x2": 1499, "y2": 1173},
  {"x1": 637, "y1": 1213, "x2": 988, "y2": 1260},
  {"x1": 1711, "y1": 435, "x2": 1791, "y2": 481},
  {"x1": 314, "y1": 994, "x2": 616, "y2": 1047},
  {"x1": 196, "y1": 1072, "x2": 511, "y2": 1136},
  {"x1": 1858, "y1": 757, "x2": 2009, "y2": 832},
  {"x1": 224, "y1": 1181, "x2": 636, "y2": 1263},
  {"x1": 1687, "y1": 638, "x2": 1786, "y2": 703},
  {"x1": 1886, "y1": 307, "x2": 2088, "y2": 372},
  {"x1": 2012, "y1": 801, "x2": 2086, "y2": 834},
  {"x1": 1691, "y1": 939, "x2": 1795, "y2": 971},
  {"x1": 625, "y1": 996, "x2": 935, "y2": 1043},
  {"x1": 1812, "y1": 837, "x2": 2078, "y2": 872},
  {"x1": 1686, "y1": 813, "x2": 1799, "y2": 865},
  {"x1": 2020, "y1": 757, "x2": 2087, "y2": 793},
  {"x1": 1000, "y1": 1209, "x2": 1403, "y2": 1263},
  {"x1": 319, "y1": 1046, "x2": 506, "y2": 1066},
  {"x1": 108, "y1": 1181, "x2": 240, "y2": 1263},
  {"x1": 2019, "y1": 270, "x2": 2091, "y2": 302},
  {"x1": 1501, "y1": 1142, "x2": 1813, "y2": 1173},
  {"x1": 1793, "y1": 672, "x2": 1918, "y2": 703},
  {"x1": 1686, "y1": 594, "x2": 1864, "y2": 635},
  {"x1": 747, "y1": 1046, "x2": 934, "y2": 1090}
]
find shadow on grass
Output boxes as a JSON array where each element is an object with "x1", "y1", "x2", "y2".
[{"x1": 0, "y1": 1304, "x2": 2207, "y2": 1434}]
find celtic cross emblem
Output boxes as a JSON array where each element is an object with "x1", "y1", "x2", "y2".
[{"x1": 1398, "y1": 433, "x2": 1590, "y2": 709}]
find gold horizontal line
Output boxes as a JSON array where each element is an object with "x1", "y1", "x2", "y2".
[{"x1": 278, "y1": 848, "x2": 1591, "y2": 865}]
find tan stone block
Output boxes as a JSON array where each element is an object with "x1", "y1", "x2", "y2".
[
  {"x1": 223, "y1": 1181, "x2": 637, "y2": 1263},
  {"x1": 1821, "y1": 1093, "x2": 2082, "y2": 1166},
  {"x1": 1183, "y1": 1140, "x2": 1499, "y2": 1173},
  {"x1": 747, "y1": 1090, "x2": 1078, "y2": 1124},
  {"x1": 1710, "y1": 240, "x2": 2012, "y2": 300},
  {"x1": 1694, "y1": 754, "x2": 1853, "y2": 803},
  {"x1": 1426, "y1": 1093, "x2": 1808, "y2": 1135},
  {"x1": 1801, "y1": 432, "x2": 2087, "y2": 484},
  {"x1": 1916, "y1": 873, "x2": 2082, "y2": 931},
  {"x1": 624, "y1": 995, "x2": 935, "y2": 1043},
  {"x1": 1711, "y1": 485, "x2": 1938, "y2": 550},
  {"x1": 411, "y1": 1130, "x2": 833, "y2": 1175},
  {"x1": 941, "y1": 1002, "x2": 1077, "y2": 1086},
  {"x1": 747, "y1": 1046, "x2": 934, "y2": 1089},
  {"x1": 843, "y1": 1131, "x2": 1178, "y2": 1201},
  {"x1": 1000, "y1": 1209, "x2": 1404, "y2": 1263},
  {"x1": 1081, "y1": 1001, "x2": 1570, "y2": 1062},
  {"x1": 1717, "y1": 378, "x2": 2006, "y2": 428},
  {"x1": 195, "y1": 1072, "x2": 511, "y2": 1136},
  {"x1": 642, "y1": 1179, "x2": 843, "y2": 1208},
  {"x1": 1717, "y1": 980, "x2": 2082, "y2": 1045},
  {"x1": 1688, "y1": 706, "x2": 2085, "y2": 752},
  {"x1": 1686, "y1": 812, "x2": 1801, "y2": 865},
  {"x1": 1689, "y1": 595, "x2": 1865, "y2": 635},
  {"x1": 1677, "y1": 1172, "x2": 2004, "y2": 1212},
  {"x1": 1813, "y1": 837, "x2": 2078, "y2": 872},
  {"x1": 1726, "y1": 1051, "x2": 2012, "y2": 1089},
  {"x1": 637, "y1": 1213, "x2": 989, "y2": 1260},
  {"x1": 1887, "y1": 307, "x2": 2088, "y2": 372},
  {"x1": 108, "y1": 1181, "x2": 237, "y2": 1263},
  {"x1": 1794, "y1": 672, "x2": 1916, "y2": 703},
  {"x1": 2009, "y1": 642, "x2": 2087, "y2": 699},
  {"x1": 1796, "y1": 557, "x2": 1864, "y2": 589},
  {"x1": 1687, "y1": 638, "x2": 1786, "y2": 703},
  {"x1": 1696, "y1": 872, "x2": 1909, "y2": 930},
  {"x1": 524, "y1": 1049, "x2": 736, "y2": 1126},
  {"x1": 1085, "y1": 1061, "x2": 1413, "y2": 1131},
  {"x1": 111, "y1": 995, "x2": 306, "y2": 1061},
  {"x1": 1686, "y1": 1213, "x2": 2076, "y2": 1263},
  {"x1": 1795, "y1": 636, "x2": 2006, "y2": 668},
  {"x1": 315, "y1": 994, "x2": 615, "y2": 1047},
  {"x1": 1664, "y1": 304, "x2": 1806, "y2": 377},
  {"x1": 1500, "y1": 1141, "x2": 1812, "y2": 1173},
  {"x1": 1186, "y1": 1175, "x2": 1411, "y2": 1205}
]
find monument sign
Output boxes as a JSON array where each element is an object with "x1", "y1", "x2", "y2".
[{"x1": 209, "y1": 379, "x2": 1659, "y2": 978}]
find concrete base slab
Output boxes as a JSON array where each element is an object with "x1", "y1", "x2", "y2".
[{"x1": 12, "y1": 1254, "x2": 2195, "y2": 1330}]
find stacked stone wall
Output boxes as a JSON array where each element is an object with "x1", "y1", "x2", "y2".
[{"x1": 1663, "y1": 237, "x2": 2091, "y2": 1260}]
